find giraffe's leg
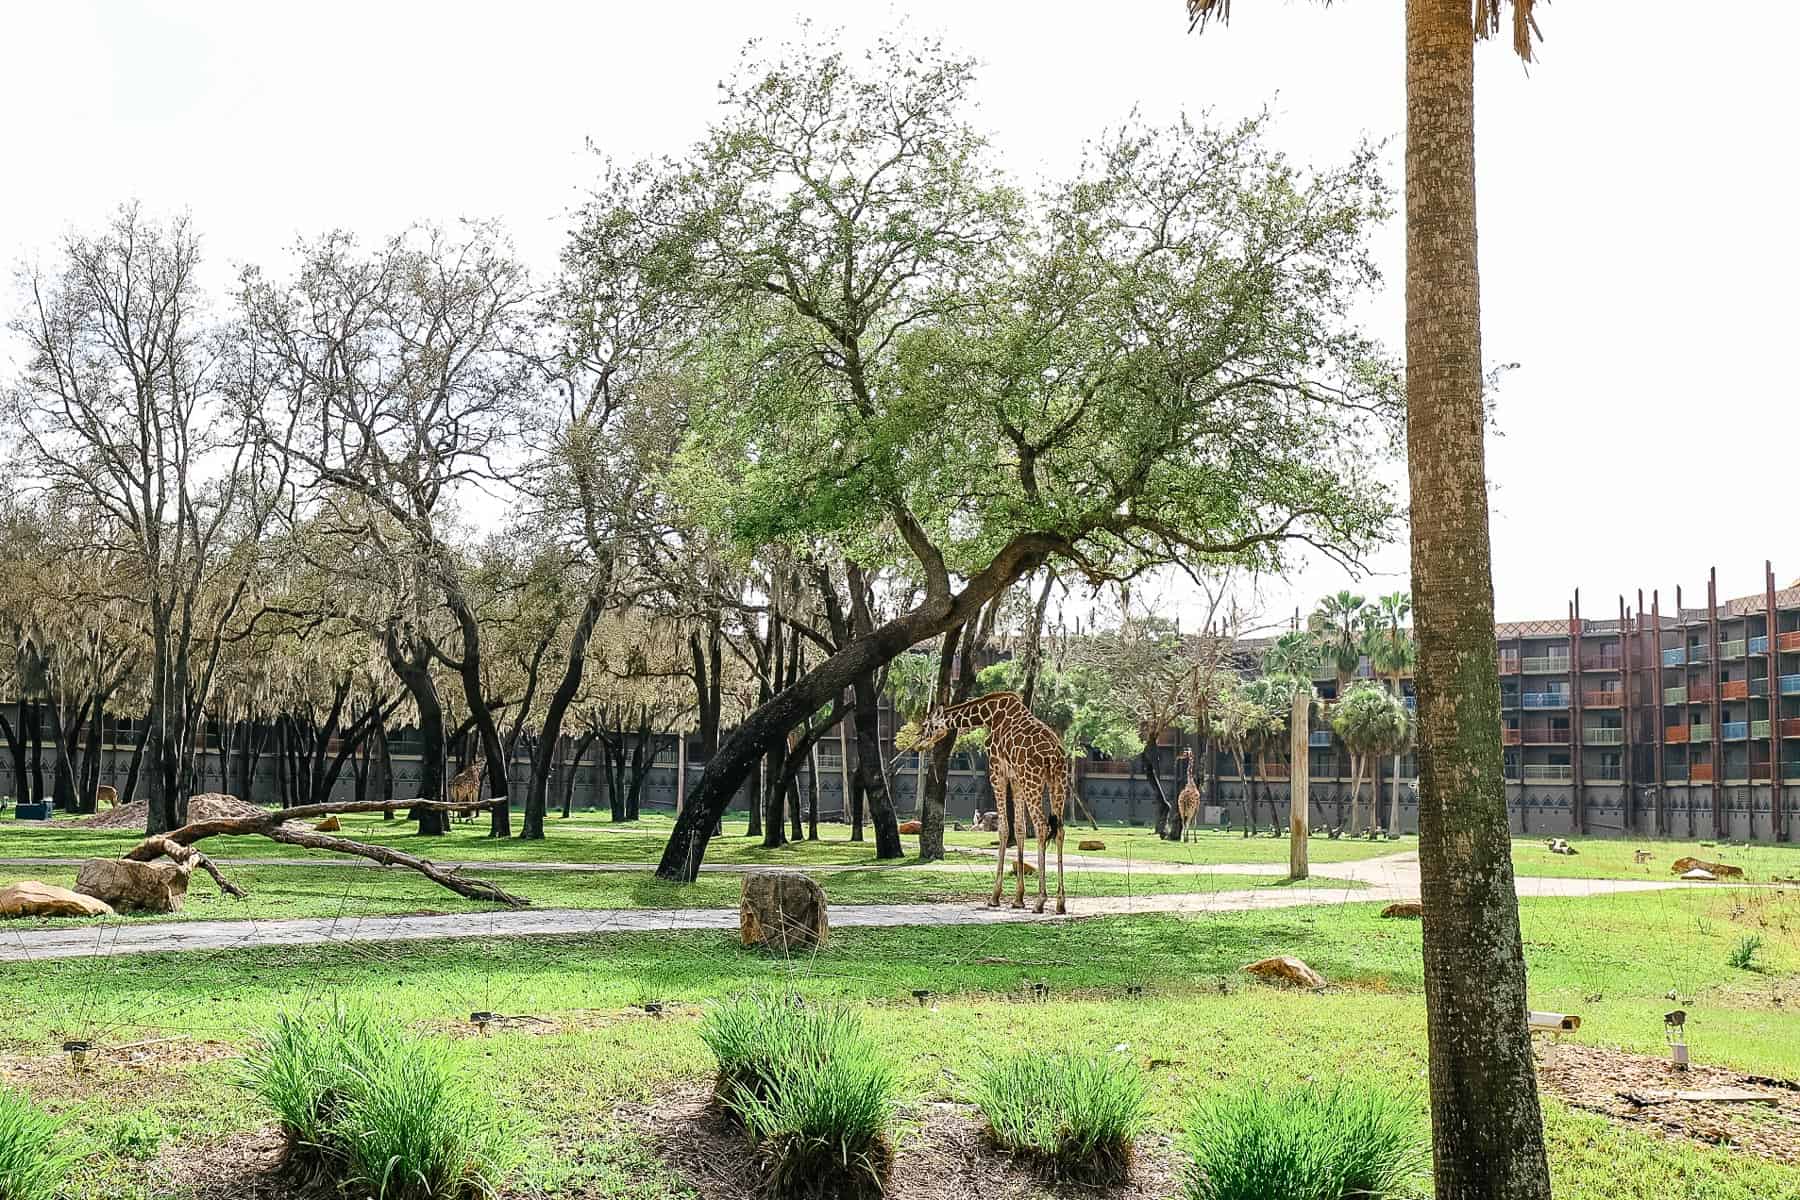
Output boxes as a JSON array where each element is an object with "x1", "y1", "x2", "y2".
[
  {"x1": 989, "y1": 774, "x2": 1008, "y2": 908},
  {"x1": 1033, "y1": 798, "x2": 1048, "y2": 914},
  {"x1": 1011, "y1": 789, "x2": 1027, "y2": 909}
]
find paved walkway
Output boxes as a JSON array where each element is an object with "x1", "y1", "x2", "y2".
[{"x1": 0, "y1": 849, "x2": 1696, "y2": 964}]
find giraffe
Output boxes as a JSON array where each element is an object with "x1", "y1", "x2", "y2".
[
  {"x1": 1175, "y1": 748, "x2": 1203, "y2": 842},
  {"x1": 448, "y1": 760, "x2": 486, "y2": 821},
  {"x1": 913, "y1": 692, "x2": 1070, "y2": 913}
]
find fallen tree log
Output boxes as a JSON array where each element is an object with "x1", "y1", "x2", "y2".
[{"x1": 119, "y1": 799, "x2": 528, "y2": 908}]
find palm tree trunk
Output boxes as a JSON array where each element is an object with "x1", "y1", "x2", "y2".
[{"x1": 1406, "y1": 2, "x2": 1551, "y2": 1195}]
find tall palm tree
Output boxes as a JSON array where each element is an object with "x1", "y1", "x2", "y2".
[
  {"x1": 1370, "y1": 607, "x2": 1418, "y2": 837},
  {"x1": 1187, "y1": 5, "x2": 1550, "y2": 1197},
  {"x1": 1263, "y1": 629, "x2": 1320, "y2": 877},
  {"x1": 1309, "y1": 590, "x2": 1372, "y2": 696}
]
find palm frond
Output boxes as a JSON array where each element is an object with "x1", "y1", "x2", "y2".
[{"x1": 1188, "y1": 0, "x2": 1542, "y2": 64}]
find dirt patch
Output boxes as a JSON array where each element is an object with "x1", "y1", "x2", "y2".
[
  {"x1": 624, "y1": 1082, "x2": 1183, "y2": 1200},
  {"x1": 151, "y1": 1127, "x2": 330, "y2": 1200},
  {"x1": 76, "y1": 794, "x2": 285, "y2": 831},
  {"x1": 0, "y1": 1037, "x2": 238, "y2": 1098},
  {"x1": 1539, "y1": 1042, "x2": 1800, "y2": 1164}
]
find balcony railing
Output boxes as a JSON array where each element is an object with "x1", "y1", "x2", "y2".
[
  {"x1": 1750, "y1": 635, "x2": 1771, "y2": 654},
  {"x1": 1662, "y1": 648, "x2": 1686, "y2": 667},
  {"x1": 1783, "y1": 718, "x2": 1800, "y2": 739},
  {"x1": 1691, "y1": 723, "x2": 1714, "y2": 742},
  {"x1": 1751, "y1": 677, "x2": 1771, "y2": 697},
  {"x1": 1584, "y1": 727, "x2": 1625, "y2": 745},
  {"x1": 1721, "y1": 680, "x2": 1749, "y2": 701},
  {"x1": 1582, "y1": 690, "x2": 1624, "y2": 708},
  {"x1": 1260, "y1": 761, "x2": 1290, "y2": 779},
  {"x1": 1522, "y1": 726, "x2": 1568, "y2": 744},
  {"x1": 1584, "y1": 653, "x2": 1624, "y2": 673},
  {"x1": 1747, "y1": 763, "x2": 1773, "y2": 781},
  {"x1": 1691, "y1": 763, "x2": 1715, "y2": 783},
  {"x1": 1664, "y1": 686, "x2": 1688, "y2": 705},
  {"x1": 1522, "y1": 655, "x2": 1571, "y2": 674},
  {"x1": 1688, "y1": 682, "x2": 1715, "y2": 703},
  {"x1": 1720, "y1": 639, "x2": 1747, "y2": 659},
  {"x1": 1497, "y1": 653, "x2": 1521, "y2": 673},
  {"x1": 1752, "y1": 719, "x2": 1773, "y2": 739},
  {"x1": 1780, "y1": 632, "x2": 1800, "y2": 653},
  {"x1": 1689, "y1": 645, "x2": 1712, "y2": 664},
  {"x1": 1588, "y1": 763, "x2": 1624, "y2": 781},
  {"x1": 1523, "y1": 692, "x2": 1569, "y2": 709},
  {"x1": 1722, "y1": 721, "x2": 1749, "y2": 740},
  {"x1": 1521, "y1": 764, "x2": 1574, "y2": 782},
  {"x1": 1782, "y1": 674, "x2": 1800, "y2": 695},
  {"x1": 1309, "y1": 730, "x2": 1333, "y2": 747},
  {"x1": 1664, "y1": 725, "x2": 1690, "y2": 743},
  {"x1": 1502, "y1": 728, "x2": 1522, "y2": 746}
]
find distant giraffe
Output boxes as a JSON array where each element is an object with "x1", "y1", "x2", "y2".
[
  {"x1": 448, "y1": 760, "x2": 486, "y2": 821},
  {"x1": 914, "y1": 692, "x2": 1070, "y2": 913},
  {"x1": 1176, "y1": 748, "x2": 1203, "y2": 841}
]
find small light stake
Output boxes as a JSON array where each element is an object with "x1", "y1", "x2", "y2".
[
  {"x1": 641, "y1": 1002, "x2": 663, "y2": 1017},
  {"x1": 470, "y1": 1011, "x2": 496, "y2": 1036},
  {"x1": 911, "y1": 989, "x2": 932, "y2": 1007},
  {"x1": 62, "y1": 1040, "x2": 93, "y2": 1071},
  {"x1": 1671, "y1": 1041, "x2": 1690, "y2": 1071},
  {"x1": 1126, "y1": 985, "x2": 1144, "y2": 999},
  {"x1": 1031, "y1": 982, "x2": 1048, "y2": 1003}
]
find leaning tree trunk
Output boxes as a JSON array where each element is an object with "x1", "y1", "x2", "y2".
[{"x1": 1406, "y1": 2, "x2": 1552, "y2": 1196}]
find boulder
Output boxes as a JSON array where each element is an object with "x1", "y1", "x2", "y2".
[
  {"x1": 1243, "y1": 955, "x2": 1326, "y2": 989},
  {"x1": 0, "y1": 881, "x2": 114, "y2": 918},
  {"x1": 972, "y1": 812, "x2": 999, "y2": 833},
  {"x1": 1077, "y1": 839, "x2": 1106, "y2": 851},
  {"x1": 315, "y1": 815, "x2": 341, "y2": 832},
  {"x1": 1671, "y1": 856, "x2": 1743, "y2": 879},
  {"x1": 897, "y1": 820, "x2": 921, "y2": 835},
  {"x1": 1681, "y1": 867, "x2": 1718, "y2": 881},
  {"x1": 740, "y1": 870, "x2": 829, "y2": 952},
  {"x1": 75, "y1": 858, "x2": 192, "y2": 914},
  {"x1": 1380, "y1": 901, "x2": 1424, "y2": 919},
  {"x1": 1008, "y1": 860, "x2": 1037, "y2": 876}
]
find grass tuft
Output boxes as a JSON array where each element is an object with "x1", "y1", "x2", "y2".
[
  {"x1": 700, "y1": 991, "x2": 898, "y2": 1199},
  {"x1": 0, "y1": 1088, "x2": 73, "y2": 1200},
  {"x1": 976, "y1": 1051, "x2": 1145, "y2": 1184},
  {"x1": 1727, "y1": 934, "x2": 1764, "y2": 971},
  {"x1": 1183, "y1": 1079, "x2": 1426, "y2": 1200},
  {"x1": 242, "y1": 1004, "x2": 512, "y2": 1198}
]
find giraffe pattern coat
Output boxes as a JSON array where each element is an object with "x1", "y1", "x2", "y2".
[
  {"x1": 1176, "y1": 748, "x2": 1204, "y2": 842},
  {"x1": 914, "y1": 692, "x2": 1070, "y2": 913}
]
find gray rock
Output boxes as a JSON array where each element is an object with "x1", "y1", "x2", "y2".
[
  {"x1": 75, "y1": 858, "x2": 192, "y2": 913},
  {"x1": 740, "y1": 869, "x2": 829, "y2": 952}
]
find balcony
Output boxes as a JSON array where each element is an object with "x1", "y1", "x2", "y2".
[
  {"x1": 1522, "y1": 692, "x2": 1569, "y2": 709},
  {"x1": 1688, "y1": 682, "x2": 1715, "y2": 703},
  {"x1": 1748, "y1": 762, "x2": 1774, "y2": 781},
  {"x1": 1753, "y1": 719, "x2": 1773, "y2": 739},
  {"x1": 1781, "y1": 631, "x2": 1800, "y2": 653},
  {"x1": 1665, "y1": 725, "x2": 1690, "y2": 744},
  {"x1": 1688, "y1": 645, "x2": 1711, "y2": 664},
  {"x1": 1582, "y1": 690, "x2": 1624, "y2": 708},
  {"x1": 1522, "y1": 726, "x2": 1569, "y2": 745},
  {"x1": 1497, "y1": 653, "x2": 1521, "y2": 673},
  {"x1": 1584, "y1": 727, "x2": 1625, "y2": 745},
  {"x1": 1751, "y1": 677, "x2": 1770, "y2": 697},
  {"x1": 1501, "y1": 693, "x2": 1521, "y2": 709},
  {"x1": 1783, "y1": 719, "x2": 1800, "y2": 739},
  {"x1": 1502, "y1": 728, "x2": 1522, "y2": 746},
  {"x1": 1691, "y1": 763, "x2": 1715, "y2": 783},
  {"x1": 1260, "y1": 761, "x2": 1290, "y2": 779},
  {"x1": 1309, "y1": 730, "x2": 1333, "y2": 747},
  {"x1": 1720, "y1": 680, "x2": 1750, "y2": 702},
  {"x1": 1664, "y1": 686, "x2": 1688, "y2": 705},
  {"x1": 1691, "y1": 723, "x2": 1714, "y2": 742},
  {"x1": 1588, "y1": 763, "x2": 1624, "y2": 781},
  {"x1": 1662, "y1": 648, "x2": 1686, "y2": 667},
  {"x1": 1720, "y1": 639, "x2": 1747, "y2": 660},
  {"x1": 1584, "y1": 653, "x2": 1625, "y2": 673},
  {"x1": 1521, "y1": 764, "x2": 1574, "y2": 782},
  {"x1": 1781, "y1": 675, "x2": 1800, "y2": 695},
  {"x1": 1722, "y1": 721, "x2": 1750, "y2": 741},
  {"x1": 1750, "y1": 635, "x2": 1771, "y2": 654},
  {"x1": 1522, "y1": 655, "x2": 1571, "y2": 674}
]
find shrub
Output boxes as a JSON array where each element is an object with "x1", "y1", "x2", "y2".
[
  {"x1": 700, "y1": 993, "x2": 898, "y2": 1200},
  {"x1": 976, "y1": 1052, "x2": 1145, "y2": 1183},
  {"x1": 243, "y1": 1006, "x2": 512, "y2": 1199},
  {"x1": 1184, "y1": 1080, "x2": 1426, "y2": 1200},
  {"x1": 340, "y1": 1043, "x2": 514, "y2": 1200},
  {"x1": 1728, "y1": 934, "x2": 1764, "y2": 970},
  {"x1": 0, "y1": 1089, "x2": 73, "y2": 1200}
]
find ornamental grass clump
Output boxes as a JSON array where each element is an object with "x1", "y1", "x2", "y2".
[
  {"x1": 1184, "y1": 1080, "x2": 1426, "y2": 1200},
  {"x1": 700, "y1": 992, "x2": 899, "y2": 1199},
  {"x1": 976, "y1": 1052, "x2": 1146, "y2": 1184},
  {"x1": 242, "y1": 1005, "x2": 512, "y2": 1199},
  {"x1": 0, "y1": 1089, "x2": 73, "y2": 1200}
]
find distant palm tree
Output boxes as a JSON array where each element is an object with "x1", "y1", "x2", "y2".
[
  {"x1": 1186, "y1": 5, "x2": 1551, "y2": 1193},
  {"x1": 1332, "y1": 683, "x2": 1409, "y2": 835},
  {"x1": 1309, "y1": 590, "x2": 1372, "y2": 697}
]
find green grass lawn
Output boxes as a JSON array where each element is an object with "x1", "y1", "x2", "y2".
[{"x1": 6, "y1": 886, "x2": 1799, "y2": 1199}]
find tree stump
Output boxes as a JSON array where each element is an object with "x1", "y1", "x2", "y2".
[
  {"x1": 0, "y1": 881, "x2": 114, "y2": 918},
  {"x1": 1242, "y1": 955, "x2": 1326, "y2": 989},
  {"x1": 1077, "y1": 839, "x2": 1106, "y2": 851},
  {"x1": 740, "y1": 870, "x2": 829, "y2": 952},
  {"x1": 75, "y1": 858, "x2": 192, "y2": 913}
]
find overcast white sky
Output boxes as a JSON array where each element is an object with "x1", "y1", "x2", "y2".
[{"x1": 3, "y1": 2, "x2": 1795, "y2": 628}]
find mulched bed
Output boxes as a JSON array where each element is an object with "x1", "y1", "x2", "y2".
[
  {"x1": 1539, "y1": 1041, "x2": 1800, "y2": 1164},
  {"x1": 625, "y1": 1082, "x2": 1184, "y2": 1200}
]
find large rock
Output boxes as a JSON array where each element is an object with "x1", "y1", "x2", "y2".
[
  {"x1": 1243, "y1": 955, "x2": 1327, "y2": 989},
  {"x1": 740, "y1": 870, "x2": 829, "y2": 952},
  {"x1": 971, "y1": 812, "x2": 999, "y2": 833},
  {"x1": 1380, "y1": 901, "x2": 1424, "y2": 919},
  {"x1": 75, "y1": 858, "x2": 192, "y2": 914},
  {"x1": 1671, "y1": 856, "x2": 1743, "y2": 879},
  {"x1": 1077, "y1": 839, "x2": 1106, "y2": 851},
  {"x1": 0, "y1": 881, "x2": 114, "y2": 918},
  {"x1": 897, "y1": 820, "x2": 921, "y2": 835},
  {"x1": 315, "y1": 815, "x2": 341, "y2": 832}
]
